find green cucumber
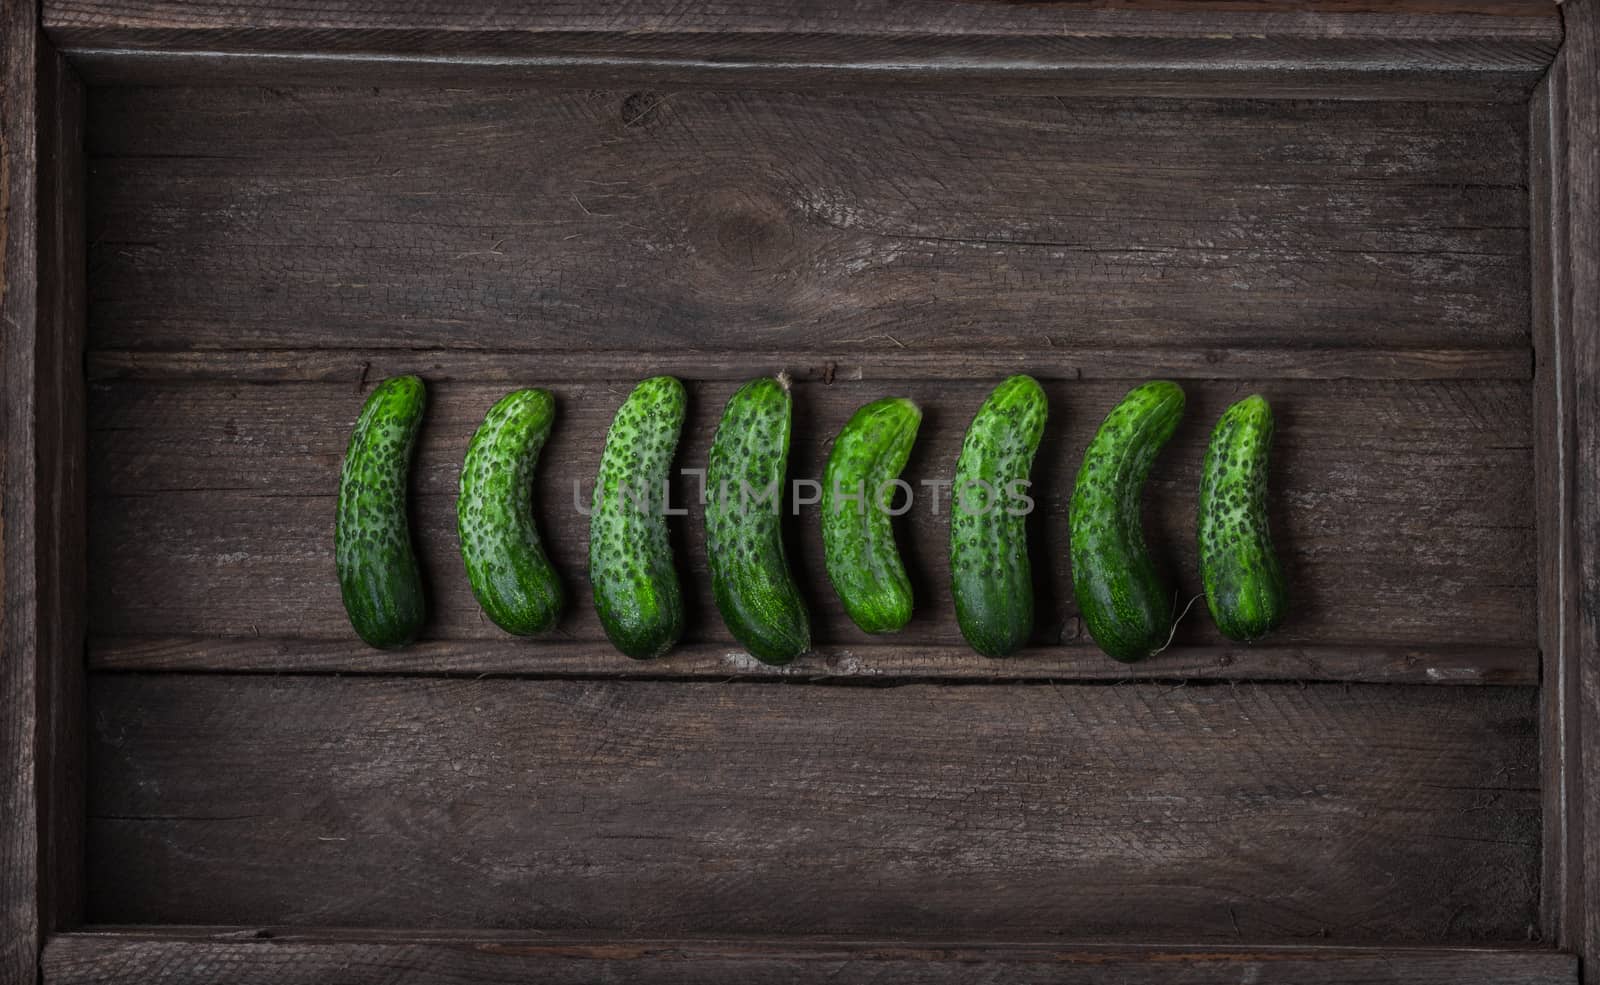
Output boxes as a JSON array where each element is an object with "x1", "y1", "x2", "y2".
[
  {"x1": 335, "y1": 375, "x2": 427, "y2": 649},
  {"x1": 589, "y1": 376, "x2": 688, "y2": 659},
  {"x1": 1198, "y1": 394, "x2": 1287, "y2": 642},
  {"x1": 705, "y1": 374, "x2": 810, "y2": 664},
  {"x1": 822, "y1": 396, "x2": 922, "y2": 634},
  {"x1": 950, "y1": 375, "x2": 1047, "y2": 657},
  {"x1": 457, "y1": 388, "x2": 564, "y2": 636},
  {"x1": 1069, "y1": 380, "x2": 1185, "y2": 662}
]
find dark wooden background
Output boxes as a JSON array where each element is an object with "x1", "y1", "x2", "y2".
[
  {"x1": 87, "y1": 676, "x2": 1540, "y2": 939},
  {"x1": 83, "y1": 89, "x2": 1536, "y2": 675},
  {"x1": 76, "y1": 82, "x2": 1545, "y2": 941},
  {"x1": 8, "y1": 0, "x2": 1600, "y2": 980}
]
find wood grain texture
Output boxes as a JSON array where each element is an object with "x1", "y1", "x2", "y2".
[
  {"x1": 0, "y1": 4, "x2": 42, "y2": 979},
  {"x1": 42, "y1": 2, "x2": 1560, "y2": 95},
  {"x1": 42, "y1": 0, "x2": 1564, "y2": 40},
  {"x1": 33, "y1": 39, "x2": 87, "y2": 951},
  {"x1": 60, "y1": 55, "x2": 1559, "y2": 101},
  {"x1": 84, "y1": 88, "x2": 1531, "y2": 356},
  {"x1": 85, "y1": 345, "x2": 1534, "y2": 385},
  {"x1": 87, "y1": 637, "x2": 1537, "y2": 685},
  {"x1": 84, "y1": 675, "x2": 1542, "y2": 940},
  {"x1": 1549, "y1": 0, "x2": 1600, "y2": 973},
  {"x1": 85, "y1": 378, "x2": 1536, "y2": 673},
  {"x1": 1531, "y1": 60, "x2": 1579, "y2": 954},
  {"x1": 67, "y1": 58, "x2": 1563, "y2": 108},
  {"x1": 51, "y1": 14, "x2": 1566, "y2": 968},
  {"x1": 2, "y1": 13, "x2": 86, "y2": 985},
  {"x1": 77, "y1": 85, "x2": 1539, "y2": 683},
  {"x1": 40, "y1": 932, "x2": 1581, "y2": 985}
]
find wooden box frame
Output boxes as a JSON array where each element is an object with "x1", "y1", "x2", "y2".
[{"x1": 3, "y1": 0, "x2": 1597, "y2": 981}]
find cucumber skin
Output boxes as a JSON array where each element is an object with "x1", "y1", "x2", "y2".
[
  {"x1": 590, "y1": 376, "x2": 688, "y2": 659},
  {"x1": 822, "y1": 397, "x2": 922, "y2": 635},
  {"x1": 950, "y1": 375, "x2": 1047, "y2": 658},
  {"x1": 457, "y1": 388, "x2": 565, "y2": 636},
  {"x1": 705, "y1": 376, "x2": 811, "y2": 664},
  {"x1": 335, "y1": 375, "x2": 427, "y2": 649},
  {"x1": 1069, "y1": 380, "x2": 1185, "y2": 663},
  {"x1": 1198, "y1": 394, "x2": 1287, "y2": 642}
]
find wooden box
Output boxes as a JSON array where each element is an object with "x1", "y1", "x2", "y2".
[{"x1": 4, "y1": 1, "x2": 1599, "y2": 982}]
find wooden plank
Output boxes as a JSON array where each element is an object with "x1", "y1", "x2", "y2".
[
  {"x1": 40, "y1": 932, "x2": 1581, "y2": 985},
  {"x1": 83, "y1": 675, "x2": 1542, "y2": 939},
  {"x1": 87, "y1": 637, "x2": 1537, "y2": 684},
  {"x1": 1549, "y1": 0, "x2": 1600, "y2": 975},
  {"x1": 83, "y1": 88, "x2": 1531, "y2": 355},
  {"x1": 84, "y1": 379, "x2": 1536, "y2": 667},
  {"x1": 33, "y1": 38, "x2": 87, "y2": 948},
  {"x1": 0, "y1": 4, "x2": 43, "y2": 980},
  {"x1": 2, "y1": 9, "x2": 86, "y2": 985},
  {"x1": 55, "y1": 54, "x2": 1554, "y2": 101},
  {"x1": 85, "y1": 345, "x2": 1534, "y2": 384},
  {"x1": 1532, "y1": 58, "x2": 1580, "y2": 953},
  {"x1": 43, "y1": 3, "x2": 1560, "y2": 95},
  {"x1": 42, "y1": 0, "x2": 1564, "y2": 42}
]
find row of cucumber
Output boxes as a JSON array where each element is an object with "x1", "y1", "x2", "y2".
[{"x1": 335, "y1": 374, "x2": 1285, "y2": 663}]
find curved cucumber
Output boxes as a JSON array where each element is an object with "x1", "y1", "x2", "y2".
[
  {"x1": 1198, "y1": 394, "x2": 1287, "y2": 642},
  {"x1": 822, "y1": 397, "x2": 922, "y2": 634},
  {"x1": 705, "y1": 375, "x2": 810, "y2": 664},
  {"x1": 589, "y1": 376, "x2": 688, "y2": 659},
  {"x1": 457, "y1": 388, "x2": 564, "y2": 636},
  {"x1": 950, "y1": 375, "x2": 1047, "y2": 657},
  {"x1": 335, "y1": 375, "x2": 427, "y2": 649},
  {"x1": 1069, "y1": 380, "x2": 1185, "y2": 663}
]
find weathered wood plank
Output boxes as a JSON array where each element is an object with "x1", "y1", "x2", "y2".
[
  {"x1": 59, "y1": 55, "x2": 1557, "y2": 101},
  {"x1": 33, "y1": 38, "x2": 87, "y2": 948},
  {"x1": 0, "y1": 5, "x2": 43, "y2": 979},
  {"x1": 85, "y1": 378, "x2": 1535, "y2": 667},
  {"x1": 84, "y1": 675, "x2": 1542, "y2": 940},
  {"x1": 40, "y1": 932, "x2": 1581, "y2": 985},
  {"x1": 2, "y1": 12, "x2": 87, "y2": 985},
  {"x1": 87, "y1": 637, "x2": 1537, "y2": 684},
  {"x1": 43, "y1": 2, "x2": 1561, "y2": 95},
  {"x1": 43, "y1": 0, "x2": 1564, "y2": 42},
  {"x1": 1547, "y1": 0, "x2": 1600, "y2": 973},
  {"x1": 1531, "y1": 57, "x2": 1579, "y2": 954},
  {"x1": 84, "y1": 88, "x2": 1530, "y2": 355},
  {"x1": 85, "y1": 345, "x2": 1534, "y2": 385}
]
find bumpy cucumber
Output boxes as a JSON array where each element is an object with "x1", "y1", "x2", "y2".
[
  {"x1": 457, "y1": 389, "x2": 564, "y2": 636},
  {"x1": 1198, "y1": 394, "x2": 1287, "y2": 642},
  {"x1": 705, "y1": 375, "x2": 810, "y2": 664},
  {"x1": 1069, "y1": 380, "x2": 1185, "y2": 662},
  {"x1": 336, "y1": 375, "x2": 427, "y2": 649},
  {"x1": 822, "y1": 397, "x2": 922, "y2": 635},
  {"x1": 589, "y1": 376, "x2": 688, "y2": 659},
  {"x1": 950, "y1": 375, "x2": 1047, "y2": 657}
]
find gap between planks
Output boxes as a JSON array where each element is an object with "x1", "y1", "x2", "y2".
[
  {"x1": 86, "y1": 637, "x2": 1538, "y2": 684},
  {"x1": 86, "y1": 345, "x2": 1533, "y2": 384}
]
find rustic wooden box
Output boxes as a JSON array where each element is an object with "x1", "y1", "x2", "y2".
[{"x1": 4, "y1": 1, "x2": 1599, "y2": 982}]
